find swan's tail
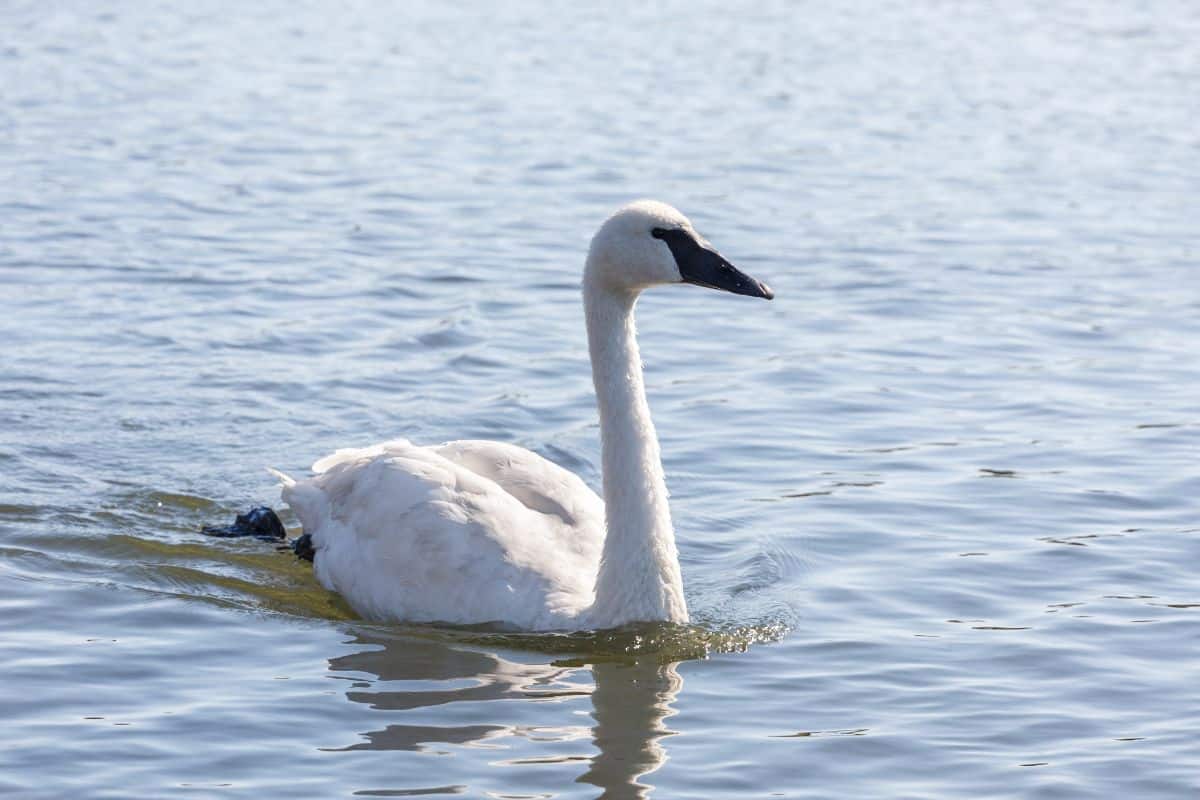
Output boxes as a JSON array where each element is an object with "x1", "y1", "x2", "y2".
[
  {"x1": 265, "y1": 467, "x2": 317, "y2": 562},
  {"x1": 266, "y1": 467, "x2": 296, "y2": 488},
  {"x1": 267, "y1": 466, "x2": 307, "y2": 517}
]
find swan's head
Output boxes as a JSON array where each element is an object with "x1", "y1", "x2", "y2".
[{"x1": 585, "y1": 200, "x2": 774, "y2": 300}]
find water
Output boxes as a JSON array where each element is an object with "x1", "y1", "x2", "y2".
[{"x1": 2, "y1": 0, "x2": 1198, "y2": 797}]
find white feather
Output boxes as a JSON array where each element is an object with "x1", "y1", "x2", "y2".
[{"x1": 265, "y1": 467, "x2": 295, "y2": 488}]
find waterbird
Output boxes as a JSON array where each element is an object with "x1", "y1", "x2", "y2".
[{"x1": 209, "y1": 200, "x2": 774, "y2": 631}]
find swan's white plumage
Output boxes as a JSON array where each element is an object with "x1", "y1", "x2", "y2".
[
  {"x1": 280, "y1": 438, "x2": 605, "y2": 629},
  {"x1": 275, "y1": 200, "x2": 771, "y2": 631}
]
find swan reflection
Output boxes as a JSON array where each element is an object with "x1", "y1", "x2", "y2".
[
  {"x1": 327, "y1": 628, "x2": 682, "y2": 797},
  {"x1": 578, "y1": 660, "x2": 682, "y2": 797}
]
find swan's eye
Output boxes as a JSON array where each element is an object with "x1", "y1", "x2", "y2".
[{"x1": 651, "y1": 227, "x2": 679, "y2": 239}]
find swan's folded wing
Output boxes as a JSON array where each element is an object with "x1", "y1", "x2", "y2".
[{"x1": 433, "y1": 439, "x2": 605, "y2": 562}]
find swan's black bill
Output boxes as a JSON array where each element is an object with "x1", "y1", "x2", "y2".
[{"x1": 653, "y1": 227, "x2": 774, "y2": 300}]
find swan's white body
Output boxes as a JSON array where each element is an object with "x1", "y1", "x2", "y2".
[
  {"x1": 275, "y1": 201, "x2": 772, "y2": 631},
  {"x1": 279, "y1": 438, "x2": 607, "y2": 629}
]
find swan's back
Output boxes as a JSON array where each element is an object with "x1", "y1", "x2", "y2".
[{"x1": 283, "y1": 439, "x2": 604, "y2": 629}]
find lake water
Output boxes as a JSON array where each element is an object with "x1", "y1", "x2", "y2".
[{"x1": 2, "y1": 1, "x2": 1198, "y2": 797}]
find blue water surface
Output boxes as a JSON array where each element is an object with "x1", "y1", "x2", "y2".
[{"x1": 2, "y1": 1, "x2": 1198, "y2": 797}]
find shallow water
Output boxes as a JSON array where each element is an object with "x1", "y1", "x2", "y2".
[{"x1": 2, "y1": 0, "x2": 1199, "y2": 797}]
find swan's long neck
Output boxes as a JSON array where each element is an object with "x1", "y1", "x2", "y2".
[{"x1": 584, "y1": 277, "x2": 688, "y2": 627}]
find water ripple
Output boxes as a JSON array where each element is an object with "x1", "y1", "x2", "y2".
[{"x1": 2, "y1": 0, "x2": 1198, "y2": 798}]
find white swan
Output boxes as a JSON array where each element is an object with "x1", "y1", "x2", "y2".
[{"x1": 273, "y1": 200, "x2": 773, "y2": 631}]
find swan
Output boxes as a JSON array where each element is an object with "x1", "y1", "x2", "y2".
[{"x1": 271, "y1": 200, "x2": 774, "y2": 631}]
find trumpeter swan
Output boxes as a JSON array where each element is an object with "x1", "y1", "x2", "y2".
[{"x1": 272, "y1": 200, "x2": 773, "y2": 631}]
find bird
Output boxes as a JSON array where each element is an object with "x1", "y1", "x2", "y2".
[{"x1": 270, "y1": 200, "x2": 774, "y2": 631}]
